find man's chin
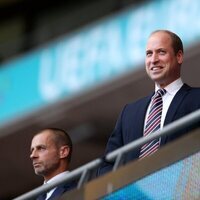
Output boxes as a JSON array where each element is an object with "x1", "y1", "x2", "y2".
[
  {"x1": 34, "y1": 168, "x2": 44, "y2": 176},
  {"x1": 150, "y1": 74, "x2": 163, "y2": 81},
  {"x1": 150, "y1": 76, "x2": 167, "y2": 86}
]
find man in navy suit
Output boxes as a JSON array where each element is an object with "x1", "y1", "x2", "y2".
[
  {"x1": 30, "y1": 128, "x2": 76, "y2": 200},
  {"x1": 98, "y1": 30, "x2": 200, "y2": 175}
]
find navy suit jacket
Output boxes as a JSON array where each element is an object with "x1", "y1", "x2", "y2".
[
  {"x1": 36, "y1": 180, "x2": 77, "y2": 200},
  {"x1": 98, "y1": 84, "x2": 200, "y2": 175}
]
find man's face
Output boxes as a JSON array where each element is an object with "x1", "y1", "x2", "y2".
[
  {"x1": 30, "y1": 131, "x2": 60, "y2": 180},
  {"x1": 145, "y1": 32, "x2": 183, "y2": 88}
]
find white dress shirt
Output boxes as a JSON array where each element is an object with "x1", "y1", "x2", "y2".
[
  {"x1": 44, "y1": 171, "x2": 69, "y2": 200},
  {"x1": 144, "y1": 78, "x2": 183, "y2": 131}
]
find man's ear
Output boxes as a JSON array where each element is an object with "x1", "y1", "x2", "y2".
[
  {"x1": 177, "y1": 50, "x2": 183, "y2": 64},
  {"x1": 59, "y1": 145, "x2": 70, "y2": 159}
]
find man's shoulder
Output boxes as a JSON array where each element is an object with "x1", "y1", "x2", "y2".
[
  {"x1": 189, "y1": 86, "x2": 200, "y2": 93},
  {"x1": 120, "y1": 95, "x2": 151, "y2": 117},
  {"x1": 127, "y1": 95, "x2": 151, "y2": 108},
  {"x1": 183, "y1": 84, "x2": 200, "y2": 96}
]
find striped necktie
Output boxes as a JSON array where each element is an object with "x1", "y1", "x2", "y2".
[{"x1": 139, "y1": 88, "x2": 166, "y2": 159}]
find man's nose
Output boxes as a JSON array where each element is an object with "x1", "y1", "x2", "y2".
[
  {"x1": 30, "y1": 150, "x2": 37, "y2": 159},
  {"x1": 151, "y1": 53, "x2": 159, "y2": 63}
]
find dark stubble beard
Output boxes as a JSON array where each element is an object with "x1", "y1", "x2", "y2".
[{"x1": 34, "y1": 161, "x2": 60, "y2": 177}]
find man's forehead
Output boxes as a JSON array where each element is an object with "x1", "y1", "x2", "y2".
[
  {"x1": 146, "y1": 33, "x2": 172, "y2": 49},
  {"x1": 31, "y1": 131, "x2": 53, "y2": 146},
  {"x1": 148, "y1": 32, "x2": 171, "y2": 43}
]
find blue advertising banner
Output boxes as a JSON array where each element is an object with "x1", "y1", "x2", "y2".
[{"x1": 102, "y1": 152, "x2": 200, "y2": 199}]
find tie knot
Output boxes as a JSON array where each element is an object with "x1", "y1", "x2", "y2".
[
  {"x1": 156, "y1": 88, "x2": 166, "y2": 97},
  {"x1": 152, "y1": 89, "x2": 166, "y2": 100}
]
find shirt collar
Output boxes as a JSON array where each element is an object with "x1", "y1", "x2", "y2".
[
  {"x1": 155, "y1": 78, "x2": 183, "y2": 95},
  {"x1": 44, "y1": 171, "x2": 69, "y2": 184}
]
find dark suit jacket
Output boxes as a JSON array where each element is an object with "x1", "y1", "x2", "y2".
[
  {"x1": 36, "y1": 180, "x2": 77, "y2": 200},
  {"x1": 98, "y1": 84, "x2": 200, "y2": 175}
]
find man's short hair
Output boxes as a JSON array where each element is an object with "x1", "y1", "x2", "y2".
[
  {"x1": 37, "y1": 128, "x2": 73, "y2": 163},
  {"x1": 151, "y1": 30, "x2": 184, "y2": 54}
]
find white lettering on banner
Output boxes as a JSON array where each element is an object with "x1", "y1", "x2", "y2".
[
  {"x1": 126, "y1": 10, "x2": 147, "y2": 65},
  {"x1": 39, "y1": 50, "x2": 63, "y2": 101},
  {"x1": 59, "y1": 36, "x2": 83, "y2": 92},
  {"x1": 39, "y1": 22, "x2": 130, "y2": 101}
]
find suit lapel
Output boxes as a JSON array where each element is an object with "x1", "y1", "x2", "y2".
[
  {"x1": 161, "y1": 84, "x2": 190, "y2": 145},
  {"x1": 136, "y1": 95, "x2": 152, "y2": 138},
  {"x1": 48, "y1": 185, "x2": 66, "y2": 200},
  {"x1": 48, "y1": 182, "x2": 75, "y2": 200},
  {"x1": 128, "y1": 94, "x2": 152, "y2": 159},
  {"x1": 127, "y1": 94, "x2": 153, "y2": 143},
  {"x1": 36, "y1": 193, "x2": 47, "y2": 200}
]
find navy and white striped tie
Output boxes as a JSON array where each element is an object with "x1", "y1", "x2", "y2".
[{"x1": 139, "y1": 88, "x2": 166, "y2": 159}]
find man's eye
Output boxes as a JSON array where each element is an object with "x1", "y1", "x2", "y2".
[
  {"x1": 146, "y1": 52, "x2": 152, "y2": 57},
  {"x1": 159, "y1": 50, "x2": 166, "y2": 55},
  {"x1": 38, "y1": 146, "x2": 46, "y2": 151}
]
